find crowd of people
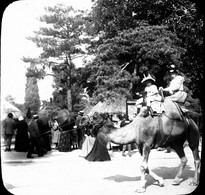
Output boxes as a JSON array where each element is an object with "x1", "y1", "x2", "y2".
[
  {"x1": 2, "y1": 64, "x2": 188, "y2": 160},
  {"x1": 2, "y1": 110, "x2": 135, "y2": 161}
]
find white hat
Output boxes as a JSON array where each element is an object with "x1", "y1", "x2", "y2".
[
  {"x1": 78, "y1": 110, "x2": 84, "y2": 115},
  {"x1": 18, "y1": 116, "x2": 24, "y2": 121},
  {"x1": 141, "y1": 73, "x2": 155, "y2": 83},
  {"x1": 32, "y1": 114, "x2": 38, "y2": 119}
]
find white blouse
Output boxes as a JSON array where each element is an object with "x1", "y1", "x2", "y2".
[{"x1": 165, "y1": 75, "x2": 184, "y2": 92}]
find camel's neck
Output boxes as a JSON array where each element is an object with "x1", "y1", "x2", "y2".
[{"x1": 107, "y1": 122, "x2": 137, "y2": 145}]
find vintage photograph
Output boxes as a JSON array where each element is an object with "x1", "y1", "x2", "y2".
[{"x1": 1, "y1": 0, "x2": 203, "y2": 194}]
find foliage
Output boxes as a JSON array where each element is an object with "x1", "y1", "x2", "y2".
[
  {"x1": 23, "y1": 1, "x2": 203, "y2": 113},
  {"x1": 89, "y1": 0, "x2": 203, "y2": 101},
  {"x1": 83, "y1": 24, "x2": 186, "y2": 102},
  {"x1": 24, "y1": 76, "x2": 41, "y2": 113},
  {"x1": 4, "y1": 95, "x2": 24, "y2": 113},
  {"x1": 24, "y1": 4, "x2": 90, "y2": 111}
]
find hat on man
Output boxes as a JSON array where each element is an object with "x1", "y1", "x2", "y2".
[
  {"x1": 169, "y1": 64, "x2": 178, "y2": 74},
  {"x1": 141, "y1": 73, "x2": 156, "y2": 83},
  {"x1": 32, "y1": 114, "x2": 38, "y2": 119},
  {"x1": 18, "y1": 116, "x2": 24, "y2": 121},
  {"x1": 78, "y1": 110, "x2": 84, "y2": 115},
  {"x1": 8, "y1": 113, "x2": 13, "y2": 118}
]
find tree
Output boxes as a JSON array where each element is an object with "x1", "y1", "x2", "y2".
[
  {"x1": 5, "y1": 95, "x2": 16, "y2": 104},
  {"x1": 82, "y1": 24, "x2": 185, "y2": 103},
  {"x1": 5, "y1": 95, "x2": 24, "y2": 112},
  {"x1": 90, "y1": 0, "x2": 203, "y2": 101},
  {"x1": 24, "y1": 4, "x2": 90, "y2": 112},
  {"x1": 24, "y1": 73, "x2": 41, "y2": 113}
]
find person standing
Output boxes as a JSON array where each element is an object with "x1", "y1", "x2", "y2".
[
  {"x1": 37, "y1": 118, "x2": 51, "y2": 152},
  {"x1": 119, "y1": 114, "x2": 132, "y2": 157},
  {"x1": 85, "y1": 113, "x2": 111, "y2": 162},
  {"x1": 49, "y1": 116, "x2": 61, "y2": 149},
  {"x1": 75, "y1": 111, "x2": 85, "y2": 149},
  {"x1": 27, "y1": 114, "x2": 45, "y2": 158},
  {"x1": 3, "y1": 113, "x2": 16, "y2": 151},
  {"x1": 14, "y1": 116, "x2": 30, "y2": 152},
  {"x1": 79, "y1": 116, "x2": 95, "y2": 157}
]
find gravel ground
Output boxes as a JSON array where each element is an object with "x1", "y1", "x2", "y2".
[{"x1": 1, "y1": 144, "x2": 201, "y2": 195}]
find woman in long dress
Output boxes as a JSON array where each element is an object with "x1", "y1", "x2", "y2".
[
  {"x1": 57, "y1": 114, "x2": 76, "y2": 152},
  {"x1": 15, "y1": 116, "x2": 30, "y2": 152},
  {"x1": 80, "y1": 117, "x2": 96, "y2": 157},
  {"x1": 49, "y1": 117, "x2": 61, "y2": 149},
  {"x1": 85, "y1": 113, "x2": 111, "y2": 162}
]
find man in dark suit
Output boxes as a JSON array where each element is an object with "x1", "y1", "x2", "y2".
[
  {"x1": 27, "y1": 114, "x2": 45, "y2": 158},
  {"x1": 3, "y1": 113, "x2": 16, "y2": 151}
]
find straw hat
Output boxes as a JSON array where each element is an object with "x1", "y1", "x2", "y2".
[{"x1": 141, "y1": 73, "x2": 156, "y2": 83}]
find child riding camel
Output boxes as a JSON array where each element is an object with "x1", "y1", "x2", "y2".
[{"x1": 135, "y1": 73, "x2": 163, "y2": 115}]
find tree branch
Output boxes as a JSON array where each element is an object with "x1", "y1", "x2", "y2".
[{"x1": 45, "y1": 73, "x2": 61, "y2": 79}]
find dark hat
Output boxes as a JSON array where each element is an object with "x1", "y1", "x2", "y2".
[
  {"x1": 8, "y1": 113, "x2": 13, "y2": 118},
  {"x1": 169, "y1": 64, "x2": 178, "y2": 74}
]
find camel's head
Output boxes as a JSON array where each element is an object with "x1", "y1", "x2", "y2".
[
  {"x1": 91, "y1": 112, "x2": 115, "y2": 132},
  {"x1": 91, "y1": 112, "x2": 105, "y2": 125},
  {"x1": 138, "y1": 106, "x2": 149, "y2": 118}
]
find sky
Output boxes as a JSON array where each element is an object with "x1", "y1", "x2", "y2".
[{"x1": 1, "y1": 0, "x2": 93, "y2": 104}]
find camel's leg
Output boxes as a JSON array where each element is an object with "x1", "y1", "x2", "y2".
[
  {"x1": 149, "y1": 170, "x2": 164, "y2": 187},
  {"x1": 190, "y1": 149, "x2": 200, "y2": 186},
  {"x1": 187, "y1": 120, "x2": 201, "y2": 186},
  {"x1": 137, "y1": 144, "x2": 150, "y2": 193},
  {"x1": 172, "y1": 145, "x2": 187, "y2": 185},
  {"x1": 137, "y1": 144, "x2": 164, "y2": 193}
]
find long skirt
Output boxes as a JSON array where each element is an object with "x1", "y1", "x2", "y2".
[
  {"x1": 57, "y1": 131, "x2": 71, "y2": 152},
  {"x1": 80, "y1": 135, "x2": 96, "y2": 157},
  {"x1": 85, "y1": 132, "x2": 111, "y2": 161},
  {"x1": 51, "y1": 130, "x2": 61, "y2": 144},
  {"x1": 166, "y1": 91, "x2": 187, "y2": 103},
  {"x1": 15, "y1": 131, "x2": 30, "y2": 152}
]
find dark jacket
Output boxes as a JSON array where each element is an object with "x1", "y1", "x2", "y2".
[
  {"x1": 28, "y1": 119, "x2": 41, "y2": 138},
  {"x1": 3, "y1": 118, "x2": 16, "y2": 135}
]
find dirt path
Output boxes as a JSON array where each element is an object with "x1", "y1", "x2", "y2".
[{"x1": 2, "y1": 146, "x2": 201, "y2": 195}]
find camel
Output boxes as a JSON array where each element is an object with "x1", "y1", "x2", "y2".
[{"x1": 91, "y1": 99, "x2": 201, "y2": 193}]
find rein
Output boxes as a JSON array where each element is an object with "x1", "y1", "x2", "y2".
[
  {"x1": 162, "y1": 112, "x2": 179, "y2": 121},
  {"x1": 159, "y1": 115, "x2": 174, "y2": 147}
]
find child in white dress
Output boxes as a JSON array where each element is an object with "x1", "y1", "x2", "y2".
[{"x1": 136, "y1": 74, "x2": 163, "y2": 114}]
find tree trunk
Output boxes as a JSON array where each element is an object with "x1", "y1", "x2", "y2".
[
  {"x1": 66, "y1": 53, "x2": 73, "y2": 112},
  {"x1": 67, "y1": 88, "x2": 72, "y2": 112}
]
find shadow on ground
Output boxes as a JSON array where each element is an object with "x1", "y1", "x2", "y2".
[{"x1": 104, "y1": 165, "x2": 194, "y2": 188}]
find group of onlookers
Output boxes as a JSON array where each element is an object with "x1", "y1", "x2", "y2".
[
  {"x1": 2, "y1": 111, "x2": 95, "y2": 158},
  {"x1": 2, "y1": 113, "x2": 50, "y2": 158},
  {"x1": 2, "y1": 109, "x2": 168, "y2": 161}
]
